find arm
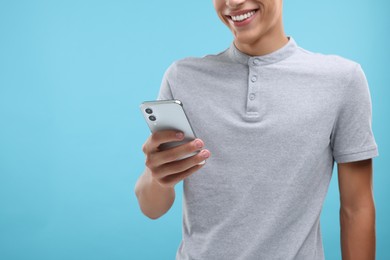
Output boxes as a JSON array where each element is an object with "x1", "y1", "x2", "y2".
[
  {"x1": 135, "y1": 130, "x2": 209, "y2": 219},
  {"x1": 337, "y1": 158, "x2": 376, "y2": 260},
  {"x1": 135, "y1": 167, "x2": 176, "y2": 220}
]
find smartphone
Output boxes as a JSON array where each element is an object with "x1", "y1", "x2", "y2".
[{"x1": 140, "y1": 99, "x2": 201, "y2": 161}]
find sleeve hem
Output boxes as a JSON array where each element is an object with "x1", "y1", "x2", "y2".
[{"x1": 334, "y1": 146, "x2": 379, "y2": 163}]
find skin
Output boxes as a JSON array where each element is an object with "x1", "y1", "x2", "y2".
[
  {"x1": 141, "y1": 131, "x2": 210, "y2": 189},
  {"x1": 338, "y1": 159, "x2": 376, "y2": 260},
  {"x1": 213, "y1": 0, "x2": 289, "y2": 56},
  {"x1": 135, "y1": 130, "x2": 210, "y2": 219},
  {"x1": 135, "y1": 3, "x2": 376, "y2": 259}
]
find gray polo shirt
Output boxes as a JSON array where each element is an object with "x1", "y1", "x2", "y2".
[{"x1": 156, "y1": 37, "x2": 379, "y2": 260}]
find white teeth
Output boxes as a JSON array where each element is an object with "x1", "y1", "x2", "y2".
[{"x1": 231, "y1": 11, "x2": 256, "y2": 22}]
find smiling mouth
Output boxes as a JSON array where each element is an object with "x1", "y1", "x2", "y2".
[{"x1": 226, "y1": 9, "x2": 259, "y2": 23}]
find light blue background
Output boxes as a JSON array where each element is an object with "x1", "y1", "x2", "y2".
[{"x1": 0, "y1": 1, "x2": 388, "y2": 259}]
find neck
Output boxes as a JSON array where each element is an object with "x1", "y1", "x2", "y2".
[{"x1": 234, "y1": 20, "x2": 289, "y2": 56}]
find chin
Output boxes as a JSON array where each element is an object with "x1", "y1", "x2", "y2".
[{"x1": 234, "y1": 30, "x2": 264, "y2": 45}]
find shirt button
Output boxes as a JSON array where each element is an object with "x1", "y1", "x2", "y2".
[
  {"x1": 249, "y1": 93, "x2": 256, "y2": 100},
  {"x1": 253, "y1": 59, "x2": 260, "y2": 65},
  {"x1": 251, "y1": 75, "x2": 257, "y2": 82}
]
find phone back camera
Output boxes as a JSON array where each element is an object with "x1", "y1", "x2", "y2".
[
  {"x1": 149, "y1": 115, "x2": 156, "y2": 121},
  {"x1": 145, "y1": 108, "x2": 153, "y2": 114}
]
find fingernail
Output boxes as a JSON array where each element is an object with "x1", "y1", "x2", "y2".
[
  {"x1": 198, "y1": 160, "x2": 206, "y2": 165},
  {"x1": 195, "y1": 140, "x2": 203, "y2": 149},
  {"x1": 176, "y1": 132, "x2": 184, "y2": 139},
  {"x1": 201, "y1": 150, "x2": 209, "y2": 158}
]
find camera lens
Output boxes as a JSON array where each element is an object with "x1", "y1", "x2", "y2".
[
  {"x1": 149, "y1": 115, "x2": 156, "y2": 121},
  {"x1": 145, "y1": 108, "x2": 153, "y2": 114}
]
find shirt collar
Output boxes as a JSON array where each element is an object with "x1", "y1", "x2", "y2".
[{"x1": 227, "y1": 36, "x2": 298, "y2": 66}]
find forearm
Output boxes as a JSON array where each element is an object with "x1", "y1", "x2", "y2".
[
  {"x1": 135, "y1": 168, "x2": 175, "y2": 219},
  {"x1": 340, "y1": 205, "x2": 376, "y2": 260}
]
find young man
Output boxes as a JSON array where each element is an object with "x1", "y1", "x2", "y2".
[{"x1": 135, "y1": 0, "x2": 379, "y2": 259}]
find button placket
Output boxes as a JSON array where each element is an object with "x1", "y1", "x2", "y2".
[{"x1": 247, "y1": 60, "x2": 261, "y2": 114}]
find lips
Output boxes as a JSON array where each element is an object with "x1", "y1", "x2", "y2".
[
  {"x1": 226, "y1": 8, "x2": 259, "y2": 17},
  {"x1": 225, "y1": 8, "x2": 259, "y2": 26}
]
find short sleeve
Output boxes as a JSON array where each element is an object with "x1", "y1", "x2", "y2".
[
  {"x1": 156, "y1": 65, "x2": 174, "y2": 100},
  {"x1": 330, "y1": 64, "x2": 379, "y2": 163}
]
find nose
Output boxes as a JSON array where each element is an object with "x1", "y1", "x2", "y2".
[{"x1": 226, "y1": 0, "x2": 246, "y2": 8}]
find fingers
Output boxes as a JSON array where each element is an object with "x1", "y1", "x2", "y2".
[
  {"x1": 150, "y1": 138, "x2": 205, "y2": 166},
  {"x1": 155, "y1": 149, "x2": 210, "y2": 178},
  {"x1": 158, "y1": 163, "x2": 205, "y2": 188},
  {"x1": 141, "y1": 130, "x2": 211, "y2": 188},
  {"x1": 143, "y1": 130, "x2": 184, "y2": 154}
]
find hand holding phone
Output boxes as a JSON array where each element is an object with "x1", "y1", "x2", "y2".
[
  {"x1": 140, "y1": 100, "x2": 199, "y2": 159},
  {"x1": 140, "y1": 100, "x2": 211, "y2": 188}
]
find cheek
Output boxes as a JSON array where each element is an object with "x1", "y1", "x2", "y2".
[
  {"x1": 262, "y1": 2, "x2": 281, "y2": 27},
  {"x1": 214, "y1": 1, "x2": 230, "y2": 27},
  {"x1": 213, "y1": 0, "x2": 224, "y2": 12}
]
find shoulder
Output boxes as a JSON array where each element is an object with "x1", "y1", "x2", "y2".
[
  {"x1": 163, "y1": 48, "x2": 231, "y2": 80},
  {"x1": 293, "y1": 45, "x2": 371, "y2": 108},
  {"x1": 293, "y1": 46, "x2": 362, "y2": 83}
]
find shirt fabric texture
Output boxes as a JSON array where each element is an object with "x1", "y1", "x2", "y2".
[{"x1": 156, "y1": 36, "x2": 379, "y2": 260}]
